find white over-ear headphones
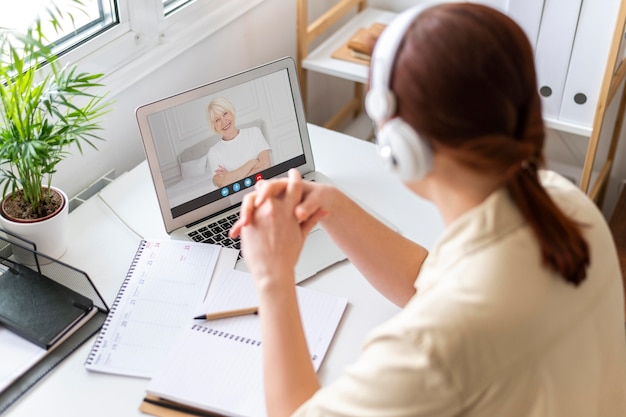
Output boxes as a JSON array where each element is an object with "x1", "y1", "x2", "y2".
[{"x1": 365, "y1": 4, "x2": 434, "y2": 182}]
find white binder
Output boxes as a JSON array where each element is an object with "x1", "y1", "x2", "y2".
[
  {"x1": 506, "y1": 0, "x2": 545, "y2": 50},
  {"x1": 467, "y1": 0, "x2": 508, "y2": 13},
  {"x1": 533, "y1": 0, "x2": 582, "y2": 120},
  {"x1": 558, "y1": 0, "x2": 622, "y2": 127}
]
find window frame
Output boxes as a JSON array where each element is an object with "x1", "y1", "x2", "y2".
[{"x1": 54, "y1": 0, "x2": 264, "y2": 96}]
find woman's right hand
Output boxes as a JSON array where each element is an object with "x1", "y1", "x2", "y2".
[
  {"x1": 214, "y1": 165, "x2": 227, "y2": 176},
  {"x1": 229, "y1": 169, "x2": 334, "y2": 239}
]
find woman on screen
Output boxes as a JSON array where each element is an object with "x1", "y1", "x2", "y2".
[
  {"x1": 231, "y1": 3, "x2": 626, "y2": 416},
  {"x1": 206, "y1": 97, "x2": 271, "y2": 188}
]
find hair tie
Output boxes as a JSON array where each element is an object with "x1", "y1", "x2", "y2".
[{"x1": 520, "y1": 156, "x2": 539, "y2": 174}]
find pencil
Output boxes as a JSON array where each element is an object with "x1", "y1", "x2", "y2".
[{"x1": 193, "y1": 306, "x2": 259, "y2": 321}]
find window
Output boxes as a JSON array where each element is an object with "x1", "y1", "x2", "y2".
[
  {"x1": 0, "y1": 0, "x2": 265, "y2": 95},
  {"x1": 0, "y1": 0, "x2": 117, "y2": 55},
  {"x1": 52, "y1": 0, "x2": 118, "y2": 55},
  {"x1": 163, "y1": 0, "x2": 193, "y2": 16}
]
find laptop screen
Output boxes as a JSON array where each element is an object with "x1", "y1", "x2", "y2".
[{"x1": 136, "y1": 57, "x2": 315, "y2": 233}]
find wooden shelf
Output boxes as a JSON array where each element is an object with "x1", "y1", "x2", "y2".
[
  {"x1": 297, "y1": 1, "x2": 396, "y2": 131},
  {"x1": 302, "y1": 8, "x2": 397, "y2": 84},
  {"x1": 564, "y1": 0, "x2": 626, "y2": 202},
  {"x1": 544, "y1": 117, "x2": 593, "y2": 137}
]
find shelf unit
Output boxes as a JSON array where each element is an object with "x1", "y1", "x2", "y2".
[
  {"x1": 296, "y1": 0, "x2": 396, "y2": 130},
  {"x1": 296, "y1": 0, "x2": 626, "y2": 204},
  {"x1": 574, "y1": 0, "x2": 626, "y2": 203}
]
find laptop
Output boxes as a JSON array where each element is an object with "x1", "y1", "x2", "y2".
[{"x1": 135, "y1": 57, "x2": 347, "y2": 283}]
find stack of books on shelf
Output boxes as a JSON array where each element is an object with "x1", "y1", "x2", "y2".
[{"x1": 333, "y1": 22, "x2": 386, "y2": 64}]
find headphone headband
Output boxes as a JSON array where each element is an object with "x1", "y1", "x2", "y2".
[
  {"x1": 365, "y1": 3, "x2": 437, "y2": 182},
  {"x1": 366, "y1": 3, "x2": 432, "y2": 123}
]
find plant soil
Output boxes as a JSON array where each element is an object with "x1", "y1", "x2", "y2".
[{"x1": 1, "y1": 188, "x2": 64, "y2": 221}]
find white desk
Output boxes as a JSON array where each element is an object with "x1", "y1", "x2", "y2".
[{"x1": 4, "y1": 124, "x2": 444, "y2": 417}]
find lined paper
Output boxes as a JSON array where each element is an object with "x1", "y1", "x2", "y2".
[{"x1": 146, "y1": 269, "x2": 348, "y2": 417}]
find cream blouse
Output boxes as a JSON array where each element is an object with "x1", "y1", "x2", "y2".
[{"x1": 292, "y1": 170, "x2": 626, "y2": 417}]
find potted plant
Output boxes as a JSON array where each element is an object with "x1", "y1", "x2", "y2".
[{"x1": 0, "y1": 4, "x2": 110, "y2": 262}]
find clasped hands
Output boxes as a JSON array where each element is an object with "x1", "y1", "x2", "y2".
[{"x1": 229, "y1": 169, "x2": 330, "y2": 285}]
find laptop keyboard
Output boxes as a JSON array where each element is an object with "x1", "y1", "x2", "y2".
[
  {"x1": 186, "y1": 178, "x2": 315, "y2": 256},
  {"x1": 186, "y1": 212, "x2": 242, "y2": 256}
]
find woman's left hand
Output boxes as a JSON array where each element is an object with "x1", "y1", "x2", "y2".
[{"x1": 239, "y1": 170, "x2": 317, "y2": 287}]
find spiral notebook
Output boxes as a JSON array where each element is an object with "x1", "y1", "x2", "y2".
[
  {"x1": 141, "y1": 269, "x2": 348, "y2": 417},
  {"x1": 84, "y1": 239, "x2": 228, "y2": 378}
]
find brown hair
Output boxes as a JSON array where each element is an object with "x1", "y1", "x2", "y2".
[{"x1": 392, "y1": 3, "x2": 589, "y2": 285}]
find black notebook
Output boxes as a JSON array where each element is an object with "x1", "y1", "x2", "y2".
[{"x1": 0, "y1": 260, "x2": 94, "y2": 349}]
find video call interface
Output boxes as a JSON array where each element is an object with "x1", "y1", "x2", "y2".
[{"x1": 146, "y1": 68, "x2": 306, "y2": 219}]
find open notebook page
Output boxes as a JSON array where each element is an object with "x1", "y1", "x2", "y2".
[{"x1": 145, "y1": 269, "x2": 348, "y2": 417}]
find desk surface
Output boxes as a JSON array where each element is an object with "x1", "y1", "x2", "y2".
[{"x1": 4, "y1": 124, "x2": 444, "y2": 417}]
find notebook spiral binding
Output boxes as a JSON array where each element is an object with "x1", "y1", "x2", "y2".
[
  {"x1": 192, "y1": 324, "x2": 262, "y2": 347},
  {"x1": 85, "y1": 240, "x2": 147, "y2": 365}
]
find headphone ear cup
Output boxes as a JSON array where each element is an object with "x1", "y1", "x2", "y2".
[
  {"x1": 376, "y1": 118, "x2": 433, "y2": 181},
  {"x1": 365, "y1": 88, "x2": 396, "y2": 122}
]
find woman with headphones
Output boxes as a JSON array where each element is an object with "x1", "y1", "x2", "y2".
[{"x1": 230, "y1": 3, "x2": 626, "y2": 416}]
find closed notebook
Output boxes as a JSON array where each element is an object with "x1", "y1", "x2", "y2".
[{"x1": 0, "y1": 261, "x2": 93, "y2": 349}]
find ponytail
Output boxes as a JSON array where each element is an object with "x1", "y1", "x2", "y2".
[
  {"x1": 506, "y1": 163, "x2": 590, "y2": 285},
  {"x1": 391, "y1": 3, "x2": 591, "y2": 285}
]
